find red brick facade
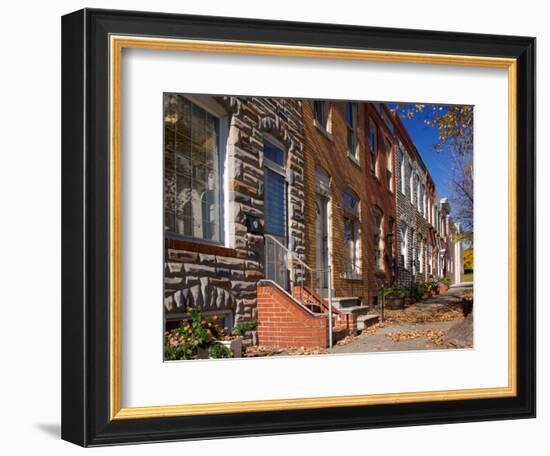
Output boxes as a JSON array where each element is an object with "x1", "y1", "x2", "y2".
[
  {"x1": 257, "y1": 285, "x2": 328, "y2": 348},
  {"x1": 302, "y1": 100, "x2": 370, "y2": 304},
  {"x1": 364, "y1": 104, "x2": 398, "y2": 305}
]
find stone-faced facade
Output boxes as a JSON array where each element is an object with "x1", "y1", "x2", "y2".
[
  {"x1": 392, "y1": 113, "x2": 419, "y2": 289},
  {"x1": 163, "y1": 94, "x2": 305, "y2": 338},
  {"x1": 389, "y1": 110, "x2": 462, "y2": 290}
]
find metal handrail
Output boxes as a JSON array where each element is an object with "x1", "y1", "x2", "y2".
[
  {"x1": 264, "y1": 234, "x2": 313, "y2": 273},
  {"x1": 264, "y1": 234, "x2": 334, "y2": 347}
]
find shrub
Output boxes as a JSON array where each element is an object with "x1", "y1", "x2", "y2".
[
  {"x1": 164, "y1": 308, "x2": 231, "y2": 360},
  {"x1": 232, "y1": 320, "x2": 258, "y2": 336},
  {"x1": 440, "y1": 276, "x2": 451, "y2": 286},
  {"x1": 208, "y1": 343, "x2": 234, "y2": 359},
  {"x1": 383, "y1": 287, "x2": 406, "y2": 298}
]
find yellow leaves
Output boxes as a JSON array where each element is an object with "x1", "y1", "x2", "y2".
[
  {"x1": 244, "y1": 345, "x2": 327, "y2": 357},
  {"x1": 385, "y1": 328, "x2": 447, "y2": 346},
  {"x1": 384, "y1": 307, "x2": 464, "y2": 324}
]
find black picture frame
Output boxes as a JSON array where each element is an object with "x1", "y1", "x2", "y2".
[{"x1": 62, "y1": 8, "x2": 536, "y2": 447}]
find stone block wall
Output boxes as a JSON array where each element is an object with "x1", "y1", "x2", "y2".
[{"x1": 164, "y1": 95, "x2": 306, "y2": 332}]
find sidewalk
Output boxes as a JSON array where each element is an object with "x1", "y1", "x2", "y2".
[{"x1": 329, "y1": 298, "x2": 472, "y2": 353}]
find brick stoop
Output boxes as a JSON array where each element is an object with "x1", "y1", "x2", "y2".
[{"x1": 257, "y1": 283, "x2": 328, "y2": 348}]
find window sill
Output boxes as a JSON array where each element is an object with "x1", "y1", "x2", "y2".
[
  {"x1": 342, "y1": 273, "x2": 363, "y2": 281},
  {"x1": 313, "y1": 119, "x2": 334, "y2": 141},
  {"x1": 347, "y1": 153, "x2": 361, "y2": 167},
  {"x1": 165, "y1": 236, "x2": 237, "y2": 257}
]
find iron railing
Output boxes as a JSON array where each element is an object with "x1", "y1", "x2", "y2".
[{"x1": 264, "y1": 234, "x2": 334, "y2": 347}]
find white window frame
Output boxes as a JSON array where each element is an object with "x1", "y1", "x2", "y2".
[
  {"x1": 399, "y1": 145, "x2": 406, "y2": 194},
  {"x1": 408, "y1": 162, "x2": 414, "y2": 204},
  {"x1": 165, "y1": 94, "x2": 228, "y2": 245},
  {"x1": 416, "y1": 174, "x2": 422, "y2": 211},
  {"x1": 343, "y1": 190, "x2": 362, "y2": 279},
  {"x1": 313, "y1": 100, "x2": 331, "y2": 135},
  {"x1": 400, "y1": 223, "x2": 408, "y2": 270},
  {"x1": 418, "y1": 238, "x2": 424, "y2": 274}
]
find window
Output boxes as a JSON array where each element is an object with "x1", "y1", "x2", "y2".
[
  {"x1": 369, "y1": 120, "x2": 378, "y2": 175},
  {"x1": 411, "y1": 228, "x2": 416, "y2": 274},
  {"x1": 399, "y1": 145, "x2": 405, "y2": 193},
  {"x1": 428, "y1": 242, "x2": 433, "y2": 275},
  {"x1": 422, "y1": 184, "x2": 426, "y2": 217},
  {"x1": 388, "y1": 217, "x2": 395, "y2": 260},
  {"x1": 418, "y1": 238, "x2": 424, "y2": 274},
  {"x1": 373, "y1": 208, "x2": 384, "y2": 271},
  {"x1": 385, "y1": 139, "x2": 393, "y2": 191},
  {"x1": 345, "y1": 102, "x2": 359, "y2": 159},
  {"x1": 400, "y1": 223, "x2": 408, "y2": 269},
  {"x1": 164, "y1": 94, "x2": 222, "y2": 242},
  {"x1": 313, "y1": 100, "x2": 329, "y2": 131},
  {"x1": 416, "y1": 175, "x2": 422, "y2": 211},
  {"x1": 408, "y1": 163, "x2": 414, "y2": 204},
  {"x1": 343, "y1": 190, "x2": 361, "y2": 278},
  {"x1": 263, "y1": 139, "x2": 287, "y2": 241}
]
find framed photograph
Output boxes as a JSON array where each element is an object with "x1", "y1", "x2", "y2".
[{"x1": 61, "y1": 8, "x2": 535, "y2": 446}]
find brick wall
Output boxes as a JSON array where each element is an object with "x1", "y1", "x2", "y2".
[
  {"x1": 302, "y1": 100, "x2": 369, "y2": 304},
  {"x1": 364, "y1": 104, "x2": 398, "y2": 305},
  {"x1": 257, "y1": 284, "x2": 328, "y2": 348}
]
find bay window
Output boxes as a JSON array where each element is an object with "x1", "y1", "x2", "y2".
[{"x1": 164, "y1": 94, "x2": 224, "y2": 243}]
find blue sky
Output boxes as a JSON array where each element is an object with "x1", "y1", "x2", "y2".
[{"x1": 387, "y1": 104, "x2": 455, "y2": 199}]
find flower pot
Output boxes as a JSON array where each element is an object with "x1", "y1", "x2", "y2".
[
  {"x1": 197, "y1": 347, "x2": 210, "y2": 359},
  {"x1": 385, "y1": 296, "x2": 405, "y2": 310},
  {"x1": 438, "y1": 283, "x2": 449, "y2": 294},
  {"x1": 421, "y1": 292, "x2": 430, "y2": 300},
  {"x1": 220, "y1": 337, "x2": 243, "y2": 358}
]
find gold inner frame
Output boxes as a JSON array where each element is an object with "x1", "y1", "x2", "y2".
[{"x1": 109, "y1": 35, "x2": 517, "y2": 420}]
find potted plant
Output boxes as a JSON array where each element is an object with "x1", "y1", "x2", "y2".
[
  {"x1": 420, "y1": 282, "x2": 431, "y2": 299},
  {"x1": 383, "y1": 287, "x2": 406, "y2": 309},
  {"x1": 221, "y1": 320, "x2": 258, "y2": 357},
  {"x1": 438, "y1": 276, "x2": 451, "y2": 294},
  {"x1": 429, "y1": 280, "x2": 439, "y2": 296}
]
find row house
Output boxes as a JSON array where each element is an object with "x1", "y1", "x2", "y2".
[
  {"x1": 163, "y1": 94, "x2": 464, "y2": 348},
  {"x1": 390, "y1": 110, "x2": 463, "y2": 290},
  {"x1": 163, "y1": 94, "x2": 306, "y2": 338}
]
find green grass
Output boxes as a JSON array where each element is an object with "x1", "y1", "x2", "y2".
[{"x1": 463, "y1": 272, "x2": 474, "y2": 282}]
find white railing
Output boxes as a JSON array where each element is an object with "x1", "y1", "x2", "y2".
[{"x1": 264, "y1": 234, "x2": 334, "y2": 347}]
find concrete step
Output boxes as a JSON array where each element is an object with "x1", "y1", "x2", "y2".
[
  {"x1": 357, "y1": 313, "x2": 379, "y2": 330},
  {"x1": 331, "y1": 296, "x2": 363, "y2": 309},
  {"x1": 335, "y1": 305, "x2": 370, "y2": 315}
]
